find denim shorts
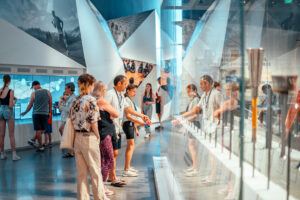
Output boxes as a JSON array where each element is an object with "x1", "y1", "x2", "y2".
[{"x1": 0, "y1": 105, "x2": 14, "y2": 120}]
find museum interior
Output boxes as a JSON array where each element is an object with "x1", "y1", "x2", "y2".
[{"x1": 0, "y1": 0, "x2": 300, "y2": 200}]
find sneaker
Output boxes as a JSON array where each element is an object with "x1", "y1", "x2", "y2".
[
  {"x1": 43, "y1": 144, "x2": 48, "y2": 149},
  {"x1": 1, "y1": 152, "x2": 7, "y2": 160},
  {"x1": 122, "y1": 170, "x2": 138, "y2": 177},
  {"x1": 48, "y1": 143, "x2": 53, "y2": 148},
  {"x1": 128, "y1": 167, "x2": 138, "y2": 173},
  {"x1": 105, "y1": 188, "x2": 114, "y2": 196},
  {"x1": 28, "y1": 139, "x2": 36, "y2": 147},
  {"x1": 184, "y1": 169, "x2": 199, "y2": 177},
  {"x1": 183, "y1": 166, "x2": 194, "y2": 173},
  {"x1": 144, "y1": 133, "x2": 150, "y2": 138},
  {"x1": 36, "y1": 147, "x2": 45, "y2": 152},
  {"x1": 12, "y1": 152, "x2": 21, "y2": 161}
]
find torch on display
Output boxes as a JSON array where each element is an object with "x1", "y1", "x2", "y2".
[
  {"x1": 272, "y1": 75, "x2": 298, "y2": 200},
  {"x1": 247, "y1": 48, "x2": 264, "y2": 177}
]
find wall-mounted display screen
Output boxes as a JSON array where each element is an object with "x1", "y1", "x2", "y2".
[{"x1": 0, "y1": 74, "x2": 78, "y2": 123}]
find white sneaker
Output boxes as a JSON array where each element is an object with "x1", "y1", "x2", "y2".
[
  {"x1": 128, "y1": 167, "x2": 138, "y2": 173},
  {"x1": 144, "y1": 133, "x2": 150, "y2": 138},
  {"x1": 1, "y1": 152, "x2": 7, "y2": 160},
  {"x1": 122, "y1": 170, "x2": 138, "y2": 177},
  {"x1": 183, "y1": 166, "x2": 194, "y2": 173},
  {"x1": 12, "y1": 152, "x2": 21, "y2": 161},
  {"x1": 184, "y1": 169, "x2": 199, "y2": 177},
  {"x1": 36, "y1": 147, "x2": 45, "y2": 152}
]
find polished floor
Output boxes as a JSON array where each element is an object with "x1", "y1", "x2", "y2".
[{"x1": 0, "y1": 127, "x2": 161, "y2": 200}]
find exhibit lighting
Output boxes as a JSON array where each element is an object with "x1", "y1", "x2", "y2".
[
  {"x1": 175, "y1": 0, "x2": 182, "y2": 76},
  {"x1": 247, "y1": 48, "x2": 264, "y2": 177},
  {"x1": 155, "y1": 11, "x2": 161, "y2": 75},
  {"x1": 285, "y1": 0, "x2": 293, "y2": 3}
]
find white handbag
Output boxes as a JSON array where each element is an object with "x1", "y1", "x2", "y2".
[{"x1": 60, "y1": 118, "x2": 75, "y2": 149}]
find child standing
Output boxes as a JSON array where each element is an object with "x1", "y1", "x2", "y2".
[{"x1": 44, "y1": 112, "x2": 52, "y2": 148}]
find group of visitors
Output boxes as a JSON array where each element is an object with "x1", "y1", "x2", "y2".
[
  {"x1": 68, "y1": 74, "x2": 152, "y2": 199},
  {"x1": 172, "y1": 75, "x2": 240, "y2": 200}
]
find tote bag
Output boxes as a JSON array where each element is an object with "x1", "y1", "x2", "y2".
[{"x1": 60, "y1": 118, "x2": 75, "y2": 149}]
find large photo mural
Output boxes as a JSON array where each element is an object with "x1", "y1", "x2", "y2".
[
  {"x1": 0, "y1": 0, "x2": 86, "y2": 66},
  {"x1": 123, "y1": 58, "x2": 155, "y2": 87}
]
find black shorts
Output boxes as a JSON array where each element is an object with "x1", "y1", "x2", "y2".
[
  {"x1": 112, "y1": 133, "x2": 122, "y2": 150},
  {"x1": 155, "y1": 99, "x2": 161, "y2": 114},
  {"x1": 123, "y1": 121, "x2": 135, "y2": 140},
  {"x1": 33, "y1": 114, "x2": 48, "y2": 131}
]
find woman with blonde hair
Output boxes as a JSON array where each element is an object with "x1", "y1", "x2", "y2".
[
  {"x1": 69, "y1": 74, "x2": 107, "y2": 200},
  {"x1": 92, "y1": 81, "x2": 119, "y2": 196},
  {"x1": 0, "y1": 75, "x2": 20, "y2": 161}
]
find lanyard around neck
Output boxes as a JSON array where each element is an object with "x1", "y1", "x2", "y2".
[
  {"x1": 113, "y1": 88, "x2": 122, "y2": 109},
  {"x1": 128, "y1": 97, "x2": 137, "y2": 111},
  {"x1": 205, "y1": 89, "x2": 213, "y2": 109}
]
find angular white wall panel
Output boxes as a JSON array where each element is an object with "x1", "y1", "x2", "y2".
[
  {"x1": 183, "y1": 0, "x2": 231, "y2": 83},
  {"x1": 0, "y1": 19, "x2": 84, "y2": 68},
  {"x1": 120, "y1": 11, "x2": 157, "y2": 64},
  {"x1": 76, "y1": 0, "x2": 124, "y2": 85}
]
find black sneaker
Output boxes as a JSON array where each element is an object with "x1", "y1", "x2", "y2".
[
  {"x1": 28, "y1": 139, "x2": 35, "y2": 147},
  {"x1": 48, "y1": 143, "x2": 52, "y2": 148},
  {"x1": 43, "y1": 144, "x2": 48, "y2": 149},
  {"x1": 36, "y1": 147, "x2": 45, "y2": 152}
]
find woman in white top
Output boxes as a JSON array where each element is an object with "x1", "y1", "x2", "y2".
[
  {"x1": 172, "y1": 84, "x2": 201, "y2": 176},
  {"x1": 122, "y1": 84, "x2": 147, "y2": 177}
]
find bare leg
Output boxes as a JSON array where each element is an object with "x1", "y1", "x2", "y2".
[
  {"x1": 0, "y1": 120, "x2": 6, "y2": 152},
  {"x1": 49, "y1": 134, "x2": 52, "y2": 144},
  {"x1": 7, "y1": 119, "x2": 16, "y2": 152},
  {"x1": 209, "y1": 155, "x2": 215, "y2": 180},
  {"x1": 189, "y1": 138, "x2": 199, "y2": 170},
  {"x1": 124, "y1": 139, "x2": 135, "y2": 170},
  {"x1": 59, "y1": 124, "x2": 65, "y2": 136},
  {"x1": 109, "y1": 149, "x2": 119, "y2": 181},
  {"x1": 158, "y1": 113, "x2": 161, "y2": 124},
  {"x1": 44, "y1": 134, "x2": 48, "y2": 145},
  {"x1": 36, "y1": 130, "x2": 44, "y2": 147}
]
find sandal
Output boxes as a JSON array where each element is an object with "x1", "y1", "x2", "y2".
[
  {"x1": 110, "y1": 182, "x2": 124, "y2": 187},
  {"x1": 63, "y1": 153, "x2": 74, "y2": 158},
  {"x1": 107, "y1": 178, "x2": 126, "y2": 184}
]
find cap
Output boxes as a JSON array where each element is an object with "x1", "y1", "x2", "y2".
[{"x1": 31, "y1": 81, "x2": 40, "y2": 89}]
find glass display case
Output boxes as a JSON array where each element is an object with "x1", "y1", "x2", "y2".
[
  {"x1": 0, "y1": 74, "x2": 78, "y2": 123},
  {"x1": 158, "y1": 0, "x2": 300, "y2": 200}
]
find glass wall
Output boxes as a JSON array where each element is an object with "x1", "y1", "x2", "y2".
[
  {"x1": 0, "y1": 74, "x2": 78, "y2": 123},
  {"x1": 159, "y1": 0, "x2": 300, "y2": 200}
]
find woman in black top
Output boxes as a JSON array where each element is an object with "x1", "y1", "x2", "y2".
[
  {"x1": 0, "y1": 75, "x2": 20, "y2": 161},
  {"x1": 92, "y1": 81, "x2": 119, "y2": 195}
]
